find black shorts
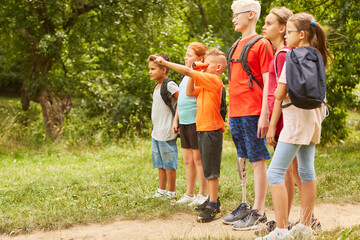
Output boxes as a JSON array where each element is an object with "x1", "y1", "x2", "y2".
[
  {"x1": 197, "y1": 129, "x2": 223, "y2": 180},
  {"x1": 179, "y1": 123, "x2": 199, "y2": 149}
]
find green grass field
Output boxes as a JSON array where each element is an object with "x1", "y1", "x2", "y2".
[{"x1": 0, "y1": 97, "x2": 359, "y2": 239}]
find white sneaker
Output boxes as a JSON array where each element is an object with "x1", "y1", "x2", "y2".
[
  {"x1": 153, "y1": 190, "x2": 165, "y2": 198},
  {"x1": 189, "y1": 194, "x2": 208, "y2": 206},
  {"x1": 176, "y1": 194, "x2": 195, "y2": 204},
  {"x1": 165, "y1": 191, "x2": 176, "y2": 199}
]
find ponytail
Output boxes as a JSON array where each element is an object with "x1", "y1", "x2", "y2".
[{"x1": 312, "y1": 22, "x2": 334, "y2": 68}]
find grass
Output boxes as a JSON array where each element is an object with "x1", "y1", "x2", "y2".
[
  {"x1": 0, "y1": 97, "x2": 359, "y2": 239},
  {"x1": 0, "y1": 135, "x2": 359, "y2": 235}
]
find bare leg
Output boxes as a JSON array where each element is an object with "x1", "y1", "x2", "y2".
[
  {"x1": 299, "y1": 181, "x2": 316, "y2": 226},
  {"x1": 193, "y1": 149, "x2": 207, "y2": 196},
  {"x1": 182, "y1": 148, "x2": 196, "y2": 196},
  {"x1": 158, "y1": 168, "x2": 167, "y2": 190},
  {"x1": 166, "y1": 169, "x2": 176, "y2": 192},
  {"x1": 270, "y1": 183, "x2": 289, "y2": 229},
  {"x1": 207, "y1": 178, "x2": 219, "y2": 202},
  {"x1": 251, "y1": 159, "x2": 267, "y2": 214}
]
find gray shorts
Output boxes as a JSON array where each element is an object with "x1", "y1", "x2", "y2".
[{"x1": 197, "y1": 129, "x2": 223, "y2": 179}]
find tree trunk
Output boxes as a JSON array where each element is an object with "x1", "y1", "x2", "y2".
[{"x1": 37, "y1": 89, "x2": 72, "y2": 139}]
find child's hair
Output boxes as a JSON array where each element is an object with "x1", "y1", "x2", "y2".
[
  {"x1": 231, "y1": 0, "x2": 261, "y2": 22},
  {"x1": 204, "y1": 48, "x2": 226, "y2": 59},
  {"x1": 205, "y1": 48, "x2": 227, "y2": 71},
  {"x1": 288, "y1": 12, "x2": 334, "y2": 67},
  {"x1": 147, "y1": 53, "x2": 170, "y2": 74},
  {"x1": 188, "y1": 42, "x2": 208, "y2": 58},
  {"x1": 269, "y1": 7, "x2": 293, "y2": 27}
]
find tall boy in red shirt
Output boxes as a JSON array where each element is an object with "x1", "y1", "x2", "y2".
[
  {"x1": 222, "y1": 0, "x2": 273, "y2": 231},
  {"x1": 153, "y1": 48, "x2": 226, "y2": 223}
]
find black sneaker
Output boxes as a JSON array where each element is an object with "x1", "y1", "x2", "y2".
[
  {"x1": 197, "y1": 205, "x2": 221, "y2": 223},
  {"x1": 195, "y1": 196, "x2": 221, "y2": 212},
  {"x1": 194, "y1": 196, "x2": 209, "y2": 211},
  {"x1": 254, "y1": 220, "x2": 276, "y2": 236},
  {"x1": 222, "y1": 202, "x2": 252, "y2": 225}
]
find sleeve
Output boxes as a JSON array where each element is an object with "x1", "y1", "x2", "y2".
[
  {"x1": 195, "y1": 87, "x2": 201, "y2": 98},
  {"x1": 259, "y1": 39, "x2": 274, "y2": 74},
  {"x1": 279, "y1": 64, "x2": 287, "y2": 84},
  {"x1": 193, "y1": 71, "x2": 222, "y2": 92},
  {"x1": 276, "y1": 51, "x2": 287, "y2": 77},
  {"x1": 167, "y1": 81, "x2": 179, "y2": 96}
]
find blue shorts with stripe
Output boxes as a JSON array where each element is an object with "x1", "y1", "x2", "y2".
[{"x1": 229, "y1": 116, "x2": 271, "y2": 163}]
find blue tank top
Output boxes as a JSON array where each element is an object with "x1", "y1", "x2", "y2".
[{"x1": 177, "y1": 76, "x2": 197, "y2": 124}]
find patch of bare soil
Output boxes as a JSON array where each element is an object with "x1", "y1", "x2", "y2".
[{"x1": 3, "y1": 204, "x2": 360, "y2": 240}]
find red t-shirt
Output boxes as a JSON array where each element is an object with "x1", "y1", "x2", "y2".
[
  {"x1": 268, "y1": 47, "x2": 291, "y2": 136},
  {"x1": 228, "y1": 35, "x2": 273, "y2": 117},
  {"x1": 193, "y1": 71, "x2": 225, "y2": 132}
]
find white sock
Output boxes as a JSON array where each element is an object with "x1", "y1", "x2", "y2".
[
  {"x1": 158, "y1": 188, "x2": 166, "y2": 194},
  {"x1": 167, "y1": 191, "x2": 175, "y2": 195}
]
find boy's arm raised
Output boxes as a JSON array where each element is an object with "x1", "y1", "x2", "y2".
[{"x1": 152, "y1": 56, "x2": 194, "y2": 78}]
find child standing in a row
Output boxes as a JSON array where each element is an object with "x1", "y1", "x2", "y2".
[{"x1": 258, "y1": 12, "x2": 333, "y2": 240}]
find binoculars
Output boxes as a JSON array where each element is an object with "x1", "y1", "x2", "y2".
[{"x1": 192, "y1": 62, "x2": 209, "y2": 70}]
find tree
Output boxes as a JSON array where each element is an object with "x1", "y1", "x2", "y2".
[{"x1": 0, "y1": 0, "x2": 190, "y2": 139}]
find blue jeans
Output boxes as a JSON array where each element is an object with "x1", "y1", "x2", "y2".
[{"x1": 267, "y1": 141, "x2": 316, "y2": 186}]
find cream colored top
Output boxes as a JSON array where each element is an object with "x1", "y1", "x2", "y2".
[{"x1": 278, "y1": 67, "x2": 321, "y2": 145}]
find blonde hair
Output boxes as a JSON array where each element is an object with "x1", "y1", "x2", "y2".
[
  {"x1": 288, "y1": 12, "x2": 333, "y2": 68},
  {"x1": 231, "y1": 0, "x2": 261, "y2": 22},
  {"x1": 205, "y1": 48, "x2": 227, "y2": 71}
]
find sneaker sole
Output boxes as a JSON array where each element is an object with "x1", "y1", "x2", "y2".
[
  {"x1": 222, "y1": 219, "x2": 240, "y2": 225},
  {"x1": 197, "y1": 213, "x2": 221, "y2": 223},
  {"x1": 232, "y1": 222, "x2": 265, "y2": 231}
]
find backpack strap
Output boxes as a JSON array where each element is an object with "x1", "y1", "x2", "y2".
[
  {"x1": 158, "y1": 78, "x2": 177, "y2": 116},
  {"x1": 227, "y1": 35, "x2": 270, "y2": 90},
  {"x1": 226, "y1": 38, "x2": 241, "y2": 84},
  {"x1": 239, "y1": 35, "x2": 264, "y2": 90},
  {"x1": 274, "y1": 48, "x2": 290, "y2": 82}
]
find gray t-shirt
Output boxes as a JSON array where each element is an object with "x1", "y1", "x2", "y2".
[{"x1": 151, "y1": 81, "x2": 179, "y2": 141}]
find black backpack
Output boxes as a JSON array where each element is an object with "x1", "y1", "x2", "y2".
[
  {"x1": 226, "y1": 35, "x2": 270, "y2": 89},
  {"x1": 220, "y1": 87, "x2": 227, "y2": 121},
  {"x1": 281, "y1": 47, "x2": 326, "y2": 110},
  {"x1": 180, "y1": 75, "x2": 227, "y2": 122},
  {"x1": 154, "y1": 78, "x2": 177, "y2": 116}
]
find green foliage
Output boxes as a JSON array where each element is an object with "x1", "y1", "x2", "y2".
[{"x1": 0, "y1": 0, "x2": 359, "y2": 142}]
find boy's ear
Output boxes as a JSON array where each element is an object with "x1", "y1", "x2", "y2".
[{"x1": 248, "y1": 11, "x2": 256, "y2": 20}]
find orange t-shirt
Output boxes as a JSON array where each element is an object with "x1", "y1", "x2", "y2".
[
  {"x1": 193, "y1": 71, "x2": 225, "y2": 132},
  {"x1": 228, "y1": 35, "x2": 273, "y2": 117}
]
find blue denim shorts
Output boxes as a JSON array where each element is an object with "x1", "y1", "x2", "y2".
[
  {"x1": 152, "y1": 138, "x2": 178, "y2": 170},
  {"x1": 229, "y1": 116, "x2": 271, "y2": 162}
]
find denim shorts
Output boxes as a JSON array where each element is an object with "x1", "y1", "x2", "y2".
[
  {"x1": 152, "y1": 138, "x2": 178, "y2": 170},
  {"x1": 229, "y1": 116, "x2": 271, "y2": 162}
]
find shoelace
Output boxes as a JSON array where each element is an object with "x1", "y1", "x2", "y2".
[{"x1": 231, "y1": 203, "x2": 248, "y2": 215}]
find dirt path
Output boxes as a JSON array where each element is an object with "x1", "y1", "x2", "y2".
[{"x1": 4, "y1": 204, "x2": 360, "y2": 240}]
